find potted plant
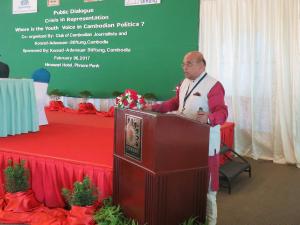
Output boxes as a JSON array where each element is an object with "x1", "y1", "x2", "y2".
[
  {"x1": 94, "y1": 197, "x2": 141, "y2": 225},
  {"x1": 112, "y1": 91, "x2": 123, "y2": 98},
  {"x1": 48, "y1": 89, "x2": 62, "y2": 101},
  {"x1": 78, "y1": 91, "x2": 97, "y2": 114},
  {"x1": 62, "y1": 176, "x2": 98, "y2": 225},
  {"x1": 181, "y1": 216, "x2": 202, "y2": 225},
  {"x1": 143, "y1": 92, "x2": 157, "y2": 105},
  {"x1": 79, "y1": 90, "x2": 92, "y2": 103},
  {"x1": 47, "y1": 89, "x2": 65, "y2": 111},
  {"x1": 4, "y1": 160, "x2": 41, "y2": 213},
  {"x1": 5, "y1": 160, "x2": 29, "y2": 193}
]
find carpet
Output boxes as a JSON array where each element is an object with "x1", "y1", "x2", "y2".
[{"x1": 0, "y1": 110, "x2": 114, "y2": 167}]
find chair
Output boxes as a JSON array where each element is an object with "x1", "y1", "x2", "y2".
[
  {"x1": 219, "y1": 145, "x2": 251, "y2": 194},
  {"x1": 32, "y1": 68, "x2": 51, "y2": 126},
  {"x1": 32, "y1": 68, "x2": 51, "y2": 83},
  {"x1": 0, "y1": 62, "x2": 10, "y2": 78}
]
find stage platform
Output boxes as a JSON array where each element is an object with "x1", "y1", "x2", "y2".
[
  {"x1": 0, "y1": 109, "x2": 234, "y2": 209},
  {"x1": 0, "y1": 110, "x2": 114, "y2": 208}
]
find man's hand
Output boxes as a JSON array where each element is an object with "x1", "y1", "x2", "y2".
[
  {"x1": 196, "y1": 111, "x2": 209, "y2": 124},
  {"x1": 143, "y1": 104, "x2": 153, "y2": 111}
]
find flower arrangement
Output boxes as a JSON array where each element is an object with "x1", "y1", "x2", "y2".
[{"x1": 115, "y1": 89, "x2": 146, "y2": 110}]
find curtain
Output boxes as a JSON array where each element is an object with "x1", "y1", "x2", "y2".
[{"x1": 199, "y1": 0, "x2": 300, "y2": 167}]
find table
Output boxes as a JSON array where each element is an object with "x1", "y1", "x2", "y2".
[{"x1": 0, "y1": 78, "x2": 39, "y2": 137}]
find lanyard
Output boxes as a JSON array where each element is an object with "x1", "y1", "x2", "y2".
[{"x1": 182, "y1": 73, "x2": 207, "y2": 112}]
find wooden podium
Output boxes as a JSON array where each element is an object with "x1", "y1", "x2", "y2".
[{"x1": 113, "y1": 108, "x2": 210, "y2": 225}]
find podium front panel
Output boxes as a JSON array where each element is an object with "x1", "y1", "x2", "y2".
[
  {"x1": 113, "y1": 108, "x2": 210, "y2": 225},
  {"x1": 114, "y1": 109, "x2": 210, "y2": 172}
]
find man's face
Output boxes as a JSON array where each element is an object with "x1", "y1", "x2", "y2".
[{"x1": 182, "y1": 53, "x2": 205, "y2": 80}]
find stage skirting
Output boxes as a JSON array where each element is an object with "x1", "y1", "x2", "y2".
[{"x1": 0, "y1": 149, "x2": 112, "y2": 208}]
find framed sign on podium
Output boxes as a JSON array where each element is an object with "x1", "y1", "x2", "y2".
[{"x1": 113, "y1": 108, "x2": 210, "y2": 225}]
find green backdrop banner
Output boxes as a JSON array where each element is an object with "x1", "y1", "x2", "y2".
[{"x1": 0, "y1": 0, "x2": 199, "y2": 99}]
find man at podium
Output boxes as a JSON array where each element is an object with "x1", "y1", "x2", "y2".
[{"x1": 144, "y1": 51, "x2": 228, "y2": 225}]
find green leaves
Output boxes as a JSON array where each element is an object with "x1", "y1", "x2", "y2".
[
  {"x1": 95, "y1": 197, "x2": 203, "y2": 225},
  {"x1": 94, "y1": 197, "x2": 141, "y2": 225},
  {"x1": 181, "y1": 216, "x2": 202, "y2": 225},
  {"x1": 112, "y1": 91, "x2": 123, "y2": 97},
  {"x1": 62, "y1": 176, "x2": 98, "y2": 207},
  {"x1": 79, "y1": 90, "x2": 92, "y2": 98},
  {"x1": 4, "y1": 160, "x2": 30, "y2": 193},
  {"x1": 94, "y1": 197, "x2": 123, "y2": 225},
  {"x1": 48, "y1": 89, "x2": 63, "y2": 96},
  {"x1": 143, "y1": 93, "x2": 157, "y2": 101}
]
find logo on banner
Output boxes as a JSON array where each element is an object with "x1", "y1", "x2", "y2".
[
  {"x1": 125, "y1": 0, "x2": 161, "y2": 6},
  {"x1": 48, "y1": 0, "x2": 60, "y2": 7},
  {"x1": 124, "y1": 114, "x2": 143, "y2": 161},
  {"x1": 13, "y1": 0, "x2": 37, "y2": 14}
]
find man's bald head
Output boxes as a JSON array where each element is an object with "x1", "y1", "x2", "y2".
[{"x1": 182, "y1": 51, "x2": 206, "y2": 80}]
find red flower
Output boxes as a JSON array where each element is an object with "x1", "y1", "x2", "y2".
[
  {"x1": 129, "y1": 102, "x2": 136, "y2": 109},
  {"x1": 125, "y1": 89, "x2": 138, "y2": 96},
  {"x1": 138, "y1": 98, "x2": 146, "y2": 105},
  {"x1": 123, "y1": 99, "x2": 128, "y2": 106},
  {"x1": 131, "y1": 94, "x2": 138, "y2": 101}
]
